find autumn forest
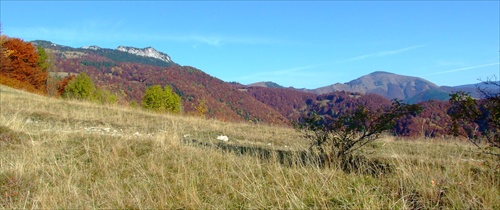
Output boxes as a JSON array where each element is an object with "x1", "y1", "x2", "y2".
[{"x1": 0, "y1": 36, "x2": 495, "y2": 139}]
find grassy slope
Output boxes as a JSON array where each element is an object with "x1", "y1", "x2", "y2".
[{"x1": 1, "y1": 85, "x2": 499, "y2": 209}]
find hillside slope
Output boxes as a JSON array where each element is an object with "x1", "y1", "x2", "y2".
[
  {"x1": 243, "y1": 86, "x2": 316, "y2": 121},
  {"x1": 1, "y1": 84, "x2": 498, "y2": 209},
  {"x1": 33, "y1": 40, "x2": 289, "y2": 124}
]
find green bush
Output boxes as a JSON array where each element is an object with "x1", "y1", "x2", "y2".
[
  {"x1": 62, "y1": 72, "x2": 117, "y2": 104},
  {"x1": 163, "y1": 86, "x2": 181, "y2": 113},
  {"x1": 62, "y1": 72, "x2": 96, "y2": 100},
  {"x1": 129, "y1": 100, "x2": 139, "y2": 109},
  {"x1": 95, "y1": 88, "x2": 118, "y2": 104},
  {"x1": 142, "y1": 85, "x2": 181, "y2": 113}
]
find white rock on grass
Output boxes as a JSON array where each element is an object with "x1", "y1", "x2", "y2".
[{"x1": 217, "y1": 135, "x2": 229, "y2": 142}]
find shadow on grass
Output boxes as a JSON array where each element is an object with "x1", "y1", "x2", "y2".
[{"x1": 182, "y1": 137, "x2": 394, "y2": 176}]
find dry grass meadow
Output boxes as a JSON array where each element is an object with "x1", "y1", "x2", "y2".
[{"x1": 1, "y1": 85, "x2": 499, "y2": 209}]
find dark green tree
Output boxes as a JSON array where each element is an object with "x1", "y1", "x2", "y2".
[{"x1": 36, "y1": 46, "x2": 49, "y2": 72}]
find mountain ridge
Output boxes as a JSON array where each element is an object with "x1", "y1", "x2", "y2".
[
  {"x1": 32, "y1": 40, "x2": 174, "y2": 67},
  {"x1": 248, "y1": 81, "x2": 285, "y2": 89},
  {"x1": 116, "y1": 46, "x2": 172, "y2": 63}
]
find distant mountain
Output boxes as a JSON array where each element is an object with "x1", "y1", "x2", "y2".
[
  {"x1": 452, "y1": 81, "x2": 500, "y2": 95},
  {"x1": 287, "y1": 71, "x2": 499, "y2": 103},
  {"x1": 405, "y1": 81, "x2": 500, "y2": 103},
  {"x1": 311, "y1": 71, "x2": 440, "y2": 101}
]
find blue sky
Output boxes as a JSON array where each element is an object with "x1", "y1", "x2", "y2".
[{"x1": 1, "y1": 1, "x2": 499, "y2": 89}]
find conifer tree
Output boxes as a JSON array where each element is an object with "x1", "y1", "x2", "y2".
[{"x1": 36, "y1": 46, "x2": 49, "y2": 72}]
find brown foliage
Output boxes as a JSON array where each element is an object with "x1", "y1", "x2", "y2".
[
  {"x1": 50, "y1": 50, "x2": 291, "y2": 124},
  {"x1": 0, "y1": 75, "x2": 39, "y2": 93},
  {"x1": 1, "y1": 36, "x2": 48, "y2": 94},
  {"x1": 246, "y1": 86, "x2": 316, "y2": 121},
  {"x1": 57, "y1": 75, "x2": 76, "y2": 96},
  {"x1": 394, "y1": 100, "x2": 453, "y2": 138}
]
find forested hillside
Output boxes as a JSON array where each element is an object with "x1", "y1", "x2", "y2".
[{"x1": 30, "y1": 40, "x2": 289, "y2": 124}]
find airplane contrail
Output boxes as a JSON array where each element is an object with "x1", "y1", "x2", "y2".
[{"x1": 426, "y1": 62, "x2": 500, "y2": 76}]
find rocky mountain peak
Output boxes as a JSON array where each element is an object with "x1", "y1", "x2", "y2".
[
  {"x1": 81, "y1": 45, "x2": 101, "y2": 50},
  {"x1": 116, "y1": 46, "x2": 172, "y2": 63}
]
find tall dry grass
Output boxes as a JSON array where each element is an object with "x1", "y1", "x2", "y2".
[{"x1": 1, "y1": 85, "x2": 499, "y2": 209}]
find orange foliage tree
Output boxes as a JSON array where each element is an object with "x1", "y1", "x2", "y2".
[
  {"x1": 57, "y1": 74, "x2": 76, "y2": 96},
  {"x1": 0, "y1": 36, "x2": 48, "y2": 94}
]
